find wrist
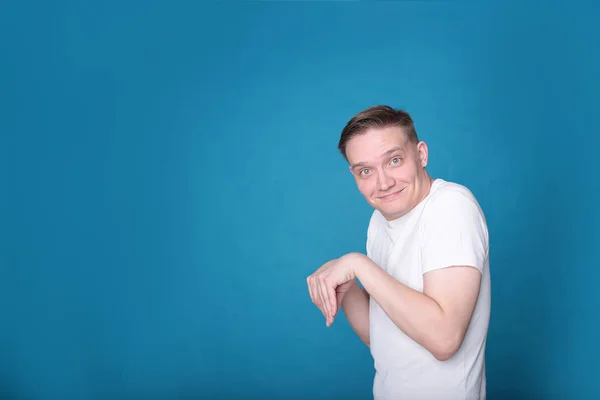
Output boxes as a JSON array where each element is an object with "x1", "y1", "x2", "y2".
[{"x1": 342, "y1": 252, "x2": 370, "y2": 279}]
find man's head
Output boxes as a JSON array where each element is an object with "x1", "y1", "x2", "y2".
[{"x1": 338, "y1": 105, "x2": 432, "y2": 221}]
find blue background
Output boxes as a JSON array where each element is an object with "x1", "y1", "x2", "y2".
[{"x1": 2, "y1": 1, "x2": 598, "y2": 399}]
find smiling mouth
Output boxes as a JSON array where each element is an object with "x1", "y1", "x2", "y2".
[{"x1": 380, "y1": 188, "x2": 405, "y2": 200}]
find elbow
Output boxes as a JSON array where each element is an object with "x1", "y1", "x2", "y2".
[
  {"x1": 431, "y1": 347, "x2": 458, "y2": 362},
  {"x1": 362, "y1": 335, "x2": 370, "y2": 348},
  {"x1": 429, "y1": 334, "x2": 463, "y2": 361}
]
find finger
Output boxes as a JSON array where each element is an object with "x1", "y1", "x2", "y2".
[
  {"x1": 307, "y1": 276, "x2": 315, "y2": 303},
  {"x1": 319, "y1": 278, "x2": 331, "y2": 319},
  {"x1": 326, "y1": 291, "x2": 344, "y2": 328},
  {"x1": 319, "y1": 279, "x2": 332, "y2": 322},
  {"x1": 311, "y1": 277, "x2": 327, "y2": 319},
  {"x1": 319, "y1": 276, "x2": 336, "y2": 318},
  {"x1": 334, "y1": 291, "x2": 344, "y2": 317},
  {"x1": 317, "y1": 279, "x2": 330, "y2": 321},
  {"x1": 327, "y1": 282, "x2": 337, "y2": 319},
  {"x1": 314, "y1": 277, "x2": 326, "y2": 321}
]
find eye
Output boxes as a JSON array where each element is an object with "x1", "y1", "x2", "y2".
[
  {"x1": 390, "y1": 157, "x2": 402, "y2": 165},
  {"x1": 360, "y1": 168, "x2": 371, "y2": 176}
]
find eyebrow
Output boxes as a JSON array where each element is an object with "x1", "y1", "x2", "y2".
[{"x1": 350, "y1": 146, "x2": 404, "y2": 169}]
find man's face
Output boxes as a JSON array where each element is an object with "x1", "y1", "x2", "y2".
[{"x1": 346, "y1": 126, "x2": 431, "y2": 221}]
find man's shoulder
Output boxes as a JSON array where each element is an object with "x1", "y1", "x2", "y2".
[
  {"x1": 423, "y1": 179, "x2": 485, "y2": 219},
  {"x1": 367, "y1": 209, "x2": 387, "y2": 230},
  {"x1": 428, "y1": 179, "x2": 480, "y2": 206}
]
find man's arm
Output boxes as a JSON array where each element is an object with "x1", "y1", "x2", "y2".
[
  {"x1": 353, "y1": 256, "x2": 480, "y2": 360},
  {"x1": 340, "y1": 280, "x2": 370, "y2": 347},
  {"x1": 350, "y1": 190, "x2": 487, "y2": 361}
]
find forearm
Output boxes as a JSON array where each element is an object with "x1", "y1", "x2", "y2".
[
  {"x1": 340, "y1": 280, "x2": 370, "y2": 347},
  {"x1": 352, "y1": 254, "x2": 457, "y2": 360}
]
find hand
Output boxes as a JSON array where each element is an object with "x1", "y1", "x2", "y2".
[{"x1": 306, "y1": 253, "x2": 358, "y2": 327}]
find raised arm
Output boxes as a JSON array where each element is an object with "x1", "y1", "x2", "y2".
[
  {"x1": 354, "y1": 190, "x2": 488, "y2": 360},
  {"x1": 354, "y1": 258, "x2": 481, "y2": 360}
]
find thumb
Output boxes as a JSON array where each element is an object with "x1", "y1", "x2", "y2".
[{"x1": 334, "y1": 291, "x2": 345, "y2": 317}]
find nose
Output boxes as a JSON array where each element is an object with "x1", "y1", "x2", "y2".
[{"x1": 377, "y1": 169, "x2": 394, "y2": 192}]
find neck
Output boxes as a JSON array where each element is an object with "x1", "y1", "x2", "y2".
[{"x1": 418, "y1": 171, "x2": 434, "y2": 202}]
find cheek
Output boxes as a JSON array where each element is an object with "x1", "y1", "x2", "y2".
[
  {"x1": 356, "y1": 178, "x2": 375, "y2": 196},
  {"x1": 392, "y1": 164, "x2": 416, "y2": 181}
]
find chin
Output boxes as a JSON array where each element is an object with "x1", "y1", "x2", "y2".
[{"x1": 378, "y1": 204, "x2": 407, "y2": 219}]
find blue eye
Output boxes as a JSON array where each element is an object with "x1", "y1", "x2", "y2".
[
  {"x1": 391, "y1": 157, "x2": 401, "y2": 165},
  {"x1": 360, "y1": 169, "x2": 371, "y2": 175}
]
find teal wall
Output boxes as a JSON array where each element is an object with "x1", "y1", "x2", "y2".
[{"x1": 2, "y1": 1, "x2": 598, "y2": 399}]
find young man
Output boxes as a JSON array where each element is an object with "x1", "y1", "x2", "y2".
[{"x1": 306, "y1": 106, "x2": 491, "y2": 399}]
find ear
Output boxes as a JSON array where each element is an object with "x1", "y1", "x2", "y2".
[{"x1": 417, "y1": 141, "x2": 429, "y2": 167}]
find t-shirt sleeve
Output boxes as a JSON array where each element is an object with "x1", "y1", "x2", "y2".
[{"x1": 420, "y1": 189, "x2": 489, "y2": 275}]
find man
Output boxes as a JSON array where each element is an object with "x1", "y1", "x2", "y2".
[{"x1": 306, "y1": 105, "x2": 491, "y2": 400}]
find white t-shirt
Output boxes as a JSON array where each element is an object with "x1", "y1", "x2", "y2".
[{"x1": 366, "y1": 178, "x2": 491, "y2": 400}]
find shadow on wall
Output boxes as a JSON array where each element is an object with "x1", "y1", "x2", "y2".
[
  {"x1": 485, "y1": 179, "x2": 570, "y2": 400},
  {"x1": 0, "y1": 379, "x2": 32, "y2": 400}
]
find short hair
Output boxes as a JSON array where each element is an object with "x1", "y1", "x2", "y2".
[{"x1": 337, "y1": 105, "x2": 419, "y2": 161}]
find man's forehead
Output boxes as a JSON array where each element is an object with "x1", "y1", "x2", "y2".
[
  {"x1": 349, "y1": 145, "x2": 406, "y2": 168},
  {"x1": 346, "y1": 126, "x2": 412, "y2": 164}
]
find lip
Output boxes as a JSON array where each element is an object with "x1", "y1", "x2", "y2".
[{"x1": 379, "y1": 188, "x2": 405, "y2": 201}]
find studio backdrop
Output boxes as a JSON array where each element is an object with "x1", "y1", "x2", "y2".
[{"x1": 1, "y1": 1, "x2": 598, "y2": 399}]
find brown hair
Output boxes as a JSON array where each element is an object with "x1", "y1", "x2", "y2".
[{"x1": 337, "y1": 105, "x2": 419, "y2": 161}]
